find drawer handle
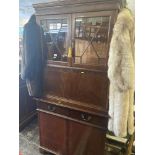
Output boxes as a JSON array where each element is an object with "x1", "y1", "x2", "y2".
[
  {"x1": 47, "y1": 105, "x2": 56, "y2": 112},
  {"x1": 81, "y1": 71, "x2": 85, "y2": 74},
  {"x1": 81, "y1": 113, "x2": 92, "y2": 121}
]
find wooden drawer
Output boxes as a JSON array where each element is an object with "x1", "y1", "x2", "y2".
[
  {"x1": 69, "y1": 109, "x2": 108, "y2": 129},
  {"x1": 37, "y1": 100, "x2": 108, "y2": 130},
  {"x1": 37, "y1": 101, "x2": 69, "y2": 117}
]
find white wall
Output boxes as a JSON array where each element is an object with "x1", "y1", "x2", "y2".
[{"x1": 127, "y1": 0, "x2": 135, "y2": 15}]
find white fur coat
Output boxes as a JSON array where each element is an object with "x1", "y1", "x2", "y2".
[{"x1": 108, "y1": 8, "x2": 135, "y2": 137}]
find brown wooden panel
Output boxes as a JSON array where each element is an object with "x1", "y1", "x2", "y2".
[
  {"x1": 68, "y1": 120, "x2": 106, "y2": 155},
  {"x1": 44, "y1": 66, "x2": 109, "y2": 110},
  {"x1": 63, "y1": 70, "x2": 109, "y2": 109},
  {"x1": 38, "y1": 111, "x2": 67, "y2": 154},
  {"x1": 63, "y1": 70, "x2": 81, "y2": 99},
  {"x1": 44, "y1": 67, "x2": 64, "y2": 97},
  {"x1": 38, "y1": 109, "x2": 106, "y2": 155}
]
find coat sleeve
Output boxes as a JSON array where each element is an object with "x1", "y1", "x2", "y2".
[
  {"x1": 108, "y1": 25, "x2": 134, "y2": 91},
  {"x1": 21, "y1": 26, "x2": 36, "y2": 80}
]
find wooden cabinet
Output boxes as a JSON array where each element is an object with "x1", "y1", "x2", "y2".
[{"x1": 33, "y1": 0, "x2": 124, "y2": 154}]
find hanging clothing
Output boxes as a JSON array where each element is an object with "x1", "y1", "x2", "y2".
[
  {"x1": 108, "y1": 8, "x2": 135, "y2": 137},
  {"x1": 21, "y1": 15, "x2": 47, "y2": 97}
]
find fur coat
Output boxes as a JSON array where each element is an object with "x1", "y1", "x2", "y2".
[
  {"x1": 108, "y1": 8, "x2": 135, "y2": 137},
  {"x1": 21, "y1": 15, "x2": 47, "y2": 97}
]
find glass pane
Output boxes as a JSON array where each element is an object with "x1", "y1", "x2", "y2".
[
  {"x1": 41, "y1": 18, "x2": 68, "y2": 62},
  {"x1": 74, "y1": 16, "x2": 110, "y2": 65}
]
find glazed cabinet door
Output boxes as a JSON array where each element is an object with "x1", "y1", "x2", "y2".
[
  {"x1": 68, "y1": 120, "x2": 106, "y2": 155},
  {"x1": 37, "y1": 14, "x2": 71, "y2": 63},
  {"x1": 38, "y1": 111, "x2": 68, "y2": 155},
  {"x1": 72, "y1": 11, "x2": 117, "y2": 66}
]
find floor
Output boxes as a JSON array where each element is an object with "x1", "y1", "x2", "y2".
[
  {"x1": 19, "y1": 119, "x2": 50, "y2": 155},
  {"x1": 19, "y1": 118, "x2": 120, "y2": 155}
]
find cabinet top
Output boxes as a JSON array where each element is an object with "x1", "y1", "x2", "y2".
[
  {"x1": 33, "y1": 0, "x2": 125, "y2": 15},
  {"x1": 33, "y1": 0, "x2": 124, "y2": 7}
]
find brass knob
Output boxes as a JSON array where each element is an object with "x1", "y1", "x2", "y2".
[
  {"x1": 48, "y1": 105, "x2": 56, "y2": 112},
  {"x1": 81, "y1": 113, "x2": 92, "y2": 121}
]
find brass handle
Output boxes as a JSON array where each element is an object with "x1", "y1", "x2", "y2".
[
  {"x1": 47, "y1": 105, "x2": 56, "y2": 112},
  {"x1": 81, "y1": 113, "x2": 92, "y2": 121}
]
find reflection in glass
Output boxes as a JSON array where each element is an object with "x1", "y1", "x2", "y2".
[
  {"x1": 41, "y1": 18, "x2": 68, "y2": 62},
  {"x1": 74, "y1": 16, "x2": 110, "y2": 65}
]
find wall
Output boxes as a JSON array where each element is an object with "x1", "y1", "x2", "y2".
[
  {"x1": 19, "y1": 0, "x2": 52, "y2": 26},
  {"x1": 127, "y1": 0, "x2": 135, "y2": 15}
]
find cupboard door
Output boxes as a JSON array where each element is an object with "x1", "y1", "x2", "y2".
[
  {"x1": 72, "y1": 11, "x2": 116, "y2": 66},
  {"x1": 38, "y1": 112, "x2": 67, "y2": 155},
  {"x1": 38, "y1": 14, "x2": 71, "y2": 63},
  {"x1": 68, "y1": 120, "x2": 106, "y2": 155}
]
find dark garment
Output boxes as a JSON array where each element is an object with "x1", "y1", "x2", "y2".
[{"x1": 21, "y1": 15, "x2": 47, "y2": 97}]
